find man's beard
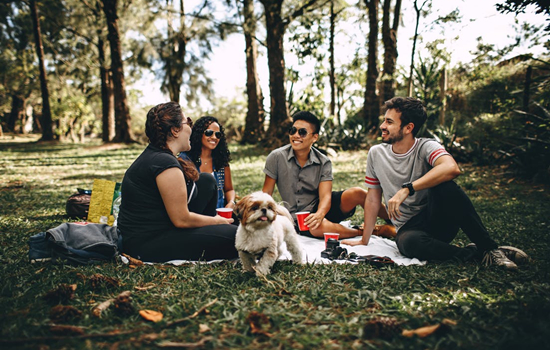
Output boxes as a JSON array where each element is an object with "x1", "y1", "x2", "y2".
[{"x1": 382, "y1": 128, "x2": 405, "y2": 144}]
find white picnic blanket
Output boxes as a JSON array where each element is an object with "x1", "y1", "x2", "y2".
[{"x1": 121, "y1": 234, "x2": 425, "y2": 267}]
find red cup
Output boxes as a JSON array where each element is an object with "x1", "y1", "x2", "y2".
[
  {"x1": 296, "y1": 211, "x2": 310, "y2": 231},
  {"x1": 216, "y1": 208, "x2": 233, "y2": 218},
  {"x1": 324, "y1": 232, "x2": 340, "y2": 247}
]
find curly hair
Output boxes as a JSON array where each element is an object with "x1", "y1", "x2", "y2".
[
  {"x1": 186, "y1": 116, "x2": 232, "y2": 170},
  {"x1": 145, "y1": 102, "x2": 199, "y2": 182}
]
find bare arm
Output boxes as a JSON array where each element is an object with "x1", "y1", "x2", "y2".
[
  {"x1": 342, "y1": 187, "x2": 382, "y2": 246},
  {"x1": 305, "y1": 180, "x2": 331, "y2": 230},
  {"x1": 387, "y1": 155, "x2": 461, "y2": 220},
  {"x1": 223, "y1": 165, "x2": 236, "y2": 209},
  {"x1": 157, "y1": 168, "x2": 232, "y2": 228},
  {"x1": 262, "y1": 175, "x2": 276, "y2": 195}
]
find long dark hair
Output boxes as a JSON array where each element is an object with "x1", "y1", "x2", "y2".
[
  {"x1": 145, "y1": 102, "x2": 199, "y2": 181},
  {"x1": 187, "y1": 116, "x2": 231, "y2": 170}
]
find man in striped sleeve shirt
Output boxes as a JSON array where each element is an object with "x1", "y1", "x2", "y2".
[{"x1": 342, "y1": 97, "x2": 528, "y2": 270}]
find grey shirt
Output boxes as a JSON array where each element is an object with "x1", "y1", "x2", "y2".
[
  {"x1": 264, "y1": 144, "x2": 333, "y2": 217},
  {"x1": 365, "y1": 138, "x2": 451, "y2": 231}
]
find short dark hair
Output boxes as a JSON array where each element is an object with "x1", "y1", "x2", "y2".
[
  {"x1": 384, "y1": 97, "x2": 427, "y2": 136},
  {"x1": 292, "y1": 111, "x2": 320, "y2": 134}
]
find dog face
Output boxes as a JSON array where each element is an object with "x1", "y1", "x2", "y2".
[{"x1": 235, "y1": 192, "x2": 278, "y2": 228}]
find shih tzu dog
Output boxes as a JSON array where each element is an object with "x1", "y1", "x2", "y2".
[{"x1": 234, "y1": 192, "x2": 303, "y2": 276}]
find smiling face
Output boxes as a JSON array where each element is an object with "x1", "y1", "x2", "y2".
[
  {"x1": 289, "y1": 120, "x2": 318, "y2": 153},
  {"x1": 201, "y1": 122, "x2": 221, "y2": 151},
  {"x1": 380, "y1": 108, "x2": 407, "y2": 144}
]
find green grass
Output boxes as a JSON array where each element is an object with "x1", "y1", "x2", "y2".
[{"x1": 1, "y1": 135, "x2": 549, "y2": 349}]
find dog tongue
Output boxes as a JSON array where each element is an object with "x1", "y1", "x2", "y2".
[{"x1": 260, "y1": 216, "x2": 268, "y2": 221}]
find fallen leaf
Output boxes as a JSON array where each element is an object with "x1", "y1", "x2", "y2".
[
  {"x1": 49, "y1": 324, "x2": 86, "y2": 336},
  {"x1": 43, "y1": 284, "x2": 77, "y2": 304},
  {"x1": 88, "y1": 274, "x2": 120, "y2": 289},
  {"x1": 246, "y1": 311, "x2": 272, "y2": 337},
  {"x1": 140, "y1": 309, "x2": 163, "y2": 322},
  {"x1": 50, "y1": 305, "x2": 82, "y2": 323},
  {"x1": 122, "y1": 253, "x2": 143, "y2": 267},
  {"x1": 157, "y1": 336, "x2": 213, "y2": 348},
  {"x1": 134, "y1": 283, "x2": 156, "y2": 291},
  {"x1": 199, "y1": 324, "x2": 211, "y2": 333},
  {"x1": 402, "y1": 322, "x2": 452, "y2": 338}
]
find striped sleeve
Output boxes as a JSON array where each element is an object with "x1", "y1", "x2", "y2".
[
  {"x1": 364, "y1": 149, "x2": 381, "y2": 189},
  {"x1": 428, "y1": 147, "x2": 450, "y2": 166}
]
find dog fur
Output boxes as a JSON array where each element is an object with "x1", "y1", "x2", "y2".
[{"x1": 234, "y1": 192, "x2": 303, "y2": 276}]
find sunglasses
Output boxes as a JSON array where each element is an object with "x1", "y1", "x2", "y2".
[
  {"x1": 182, "y1": 117, "x2": 193, "y2": 128},
  {"x1": 204, "y1": 129, "x2": 222, "y2": 139},
  {"x1": 288, "y1": 126, "x2": 312, "y2": 137}
]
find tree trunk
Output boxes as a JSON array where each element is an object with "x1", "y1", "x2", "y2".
[
  {"x1": 260, "y1": 0, "x2": 291, "y2": 146},
  {"x1": 407, "y1": 0, "x2": 426, "y2": 97},
  {"x1": 101, "y1": 0, "x2": 134, "y2": 143},
  {"x1": 329, "y1": 0, "x2": 336, "y2": 121},
  {"x1": 30, "y1": 0, "x2": 54, "y2": 141},
  {"x1": 164, "y1": 0, "x2": 187, "y2": 103},
  {"x1": 381, "y1": 0, "x2": 401, "y2": 103},
  {"x1": 363, "y1": 0, "x2": 380, "y2": 129},
  {"x1": 523, "y1": 65, "x2": 532, "y2": 111},
  {"x1": 439, "y1": 67, "x2": 446, "y2": 125},
  {"x1": 241, "y1": 0, "x2": 265, "y2": 144},
  {"x1": 7, "y1": 95, "x2": 25, "y2": 133},
  {"x1": 98, "y1": 34, "x2": 115, "y2": 142}
]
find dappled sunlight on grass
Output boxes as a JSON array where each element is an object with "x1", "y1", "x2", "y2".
[{"x1": 0, "y1": 139, "x2": 549, "y2": 349}]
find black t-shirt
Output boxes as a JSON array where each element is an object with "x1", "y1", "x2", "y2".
[{"x1": 118, "y1": 144, "x2": 183, "y2": 247}]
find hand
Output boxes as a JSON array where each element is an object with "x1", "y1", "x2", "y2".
[
  {"x1": 386, "y1": 188, "x2": 409, "y2": 220},
  {"x1": 225, "y1": 201, "x2": 235, "y2": 209},
  {"x1": 214, "y1": 215, "x2": 234, "y2": 225},
  {"x1": 341, "y1": 239, "x2": 366, "y2": 247},
  {"x1": 305, "y1": 212, "x2": 324, "y2": 230}
]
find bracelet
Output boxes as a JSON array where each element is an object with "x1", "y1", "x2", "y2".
[{"x1": 229, "y1": 200, "x2": 236, "y2": 204}]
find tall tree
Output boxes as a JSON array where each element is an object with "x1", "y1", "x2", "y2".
[
  {"x1": 406, "y1": 0, "x2": 428, "y2": 97},
  {"x1": 0, "y1": 2, "x2": 36, "y2": 134},
  {"x1": 162, "y1": 0, "x2": 187, "y2": 103},
  {"x1": 363, "y1": 0, "x2": 380, "y2": 129},
  {"x1": 101, "y1": 0, "x2": 134, "y2": 143},
  {"x1": 381, "y1": 0, "x2": 401, "y2": 102},
  {"x1": 240, "y1": 0, "x2": 265, "y2": 144},
  {"x1": 29, "y1": 0, "x2": 54, "y2": 141},
  {"x1": 259, "y1": 0, "x2": 323, "y2": 146}
]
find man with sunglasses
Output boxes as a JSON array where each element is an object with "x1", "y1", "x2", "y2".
[{"x1": 262, "y1": 111, "x2": 392, "y2": 239}]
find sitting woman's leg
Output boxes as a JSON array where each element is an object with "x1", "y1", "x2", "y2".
[
  {"x1": 130, "y1": 225, "x2": 238, "y2": 262},
  {"x1": 188, "y1": 173, "x2": 218, "y2": 216}
]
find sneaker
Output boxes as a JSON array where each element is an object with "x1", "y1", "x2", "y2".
[
  {"x1": 482, "y1": 249, "x2": 518, "y2": 271},
  {"x1": 499, "y1": 246, "x2": 530, "y2": 265}
]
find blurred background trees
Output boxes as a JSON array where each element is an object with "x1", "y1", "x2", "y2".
[{"x1": 0, "y1": 0, "x2": 549, "y2": 180}]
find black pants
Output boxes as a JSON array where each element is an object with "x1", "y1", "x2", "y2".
[
  {"x1": 124, "y1": 173, "x2": 238, "y2": 262},
  {"x1": 396, "y1": 181, "x2": 498, "y2": 261}
]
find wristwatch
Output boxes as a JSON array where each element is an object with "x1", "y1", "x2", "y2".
[{"x1": 402, "y1": 182, "x2": 415, "y2": 196}]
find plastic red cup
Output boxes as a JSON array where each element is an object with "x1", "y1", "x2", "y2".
[
  {"x1": 296, "y1": 211, "x2": 310, "y2": 231},
  {"x1": 324, "y1": 233, "x2": 340, "y2": 247},
  {"x1": 216, "y1": 208, "x2": 233, "y2": 218}
]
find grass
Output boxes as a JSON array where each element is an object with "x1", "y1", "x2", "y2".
[{"x1": 1, "y1": 134, "x2": 549, "y2": 349}]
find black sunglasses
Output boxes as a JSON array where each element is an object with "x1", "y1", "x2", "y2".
[
  {"x1": 204, "y1": 129, "x2": 222, "y2": 139},
  {"x1": 288, "y1": 126, "x2": 312, "y2": 137}
]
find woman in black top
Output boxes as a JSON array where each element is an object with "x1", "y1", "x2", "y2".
[{"x1": 118, "y1": 102, "x2": 238, "y2": 262}]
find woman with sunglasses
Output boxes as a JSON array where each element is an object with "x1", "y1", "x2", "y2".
[
  {"x1": 182, "y1": 116, "x2": 236, "y2": 211},
  {"x1": 118, "y1": 103, "x2": 238, "y2": 262}
]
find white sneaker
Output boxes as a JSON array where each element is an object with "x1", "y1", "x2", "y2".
[
  {"x1": 482, "y1": 249, "x2": 518, "y2": 271},
  {"x1": 499, "y1": 246, "x2": 530, "y2": 265}
]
